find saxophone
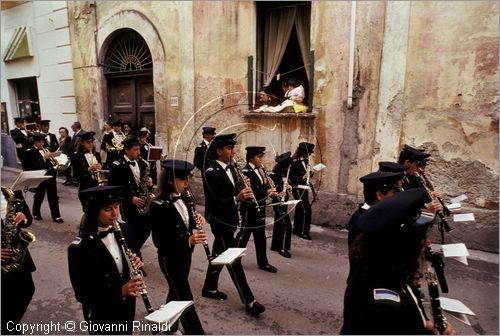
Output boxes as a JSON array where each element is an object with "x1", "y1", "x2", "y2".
[
  {"x1": 1, "y1": 187, "x2": 36, "y2": 274},
  {"x1": 137, "y1": 158, "x2": 155, "y2": 214}
]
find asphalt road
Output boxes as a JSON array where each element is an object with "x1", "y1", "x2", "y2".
[{"x1": 1, "y1": 168, "x2": 498, "y2": 335}]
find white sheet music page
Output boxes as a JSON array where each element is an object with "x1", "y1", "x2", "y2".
[
  {"x1": 145, "y1": 301, "x2": 193, "y2": 324},
  {"x1": 453, "y1": 213, "x2": 475, "y2": 222},
  {"x1": 440, "y1": 297, "x2": 475, "y2": 326},
  {"x1": 441, "y1": 243, "x2": 470, "y2": 265},
  {"x1": 10, "y1": 170, "x2": 51, "y2": 190},
  {"x1": 211, "y1": 248, "x2": 246, "y2": 265},
  {"x1": 313, "y1": 163, "x2": 326, "y2": 171},
  {"x1": 450, "y1": 194, "x2": 468, "y2": 204}
]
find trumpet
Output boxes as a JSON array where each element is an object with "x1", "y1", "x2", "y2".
[
  {"x1": 42, "y1": 148, "x2": 60, "y2": 170},
  {"x1": 89, "y1": 154, "x2": 104, "y2": 185},
  {"x1": 181, "y1": 188, "x2": 212, "y2": 264},
  {"x1": 232, "y1": 158, "x2": 261, "y2": 213}
]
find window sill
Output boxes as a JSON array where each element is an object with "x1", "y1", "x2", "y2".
[{"x1": 243, "y1": 111, "x2": 316, "y2": 119}]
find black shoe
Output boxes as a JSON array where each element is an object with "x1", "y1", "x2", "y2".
[
  {"x1": 259, "y1": 264, "x2": 277, "y2": 273},
  {"x1": 202, "y1": 289, "x2": 227, "y2": 300},
  {"x1": 279, "y1": 250, "x2": 292, "y2": 258},
  {"x1": 246, "y1": 301, "x2": 265, "y2": 316},
  {"x1": 63, "y1": 181, "x2": 72, "y2": 186},
  {"x1": 33, "y1": 215, "x2": 42, "y2": 220},
  {"x1": 53, "y1": 217, "x2": 64, "y2": 223},
  {"x1": 300, "y1": 234, "x2": 312, "y2": 240}
]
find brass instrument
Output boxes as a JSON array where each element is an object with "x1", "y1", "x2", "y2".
[
  {"x1": 1, "y1": 187, "x2": 36, "y2": 274},
  {"x1": 89, "y1": 154, "x2": 104, "y2": 185},
  {"x1": 112, "y1": 220, "x2": 154, "y2": 314},
  {"x1": 137, "y1": 158, "x2": 155, "y2": 214},
  {"x1": 106, "y1": 132, "x2": 125, "y2": 152},
  {"x1": 42, "y1": 147, "x2": 60, "y2": 170},
  {"x1": 424, "y1": 269, "x2": 448, "y2": 334},
  {"x1": 281, "y1": 165, "x2": 292, "y2": 203},
  {"x1": 232, "y1": 158, "x2": 261, "y2": 213},
  {"x1": 303, "y1": 161, "x2": 318, "y2": 202},
  {"x1": 181, "y1": 188, "x2": 213, "y2": 264}
]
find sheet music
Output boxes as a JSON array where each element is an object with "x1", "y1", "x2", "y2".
[
  {"x1": 453, "y1": 213, "x2": 475, "y2": 222},
  {"x1": 296, "y1": 185, "x2": 311, "y2": 190},
  {"x1": 447, "y1": 203, "x2": 461, "y2": 210},
  {"x1": 145, "y1": 301, "x2": 193, "y2": 324},
  {"x1": 440, "y1": 297, "x2": 475, "y2": 325},
  {"x1": 313, "y1": 163, "x2": 326, "y2": 171},
  {"x1": 147, "y1": 146, "x2": 163, "y2": 161},
  {"x1": 10, "y1": 170, "x2": 51, "y2": 191},
  {"x1": 450, "y1": 194, "x2": 468, "y2": 204},
  {"x1": 280, "y1": 200, "x2": 301, "y2": 206},
  {"x1": 441, "y1": 243, "x2": 470, "y2": 265},
  {"x1": 211, "y1": 248, "x2": 246, "y2": 265}
]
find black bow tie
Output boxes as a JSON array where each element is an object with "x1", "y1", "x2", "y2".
[
  {"x1": 225, "y1": 165, "x2": 233, "y2": 171},
  {"x1": 97, "y1": 227, "x2": 115, "y2": 238},
  {"x1": 127, "y1": 161, "x2": 136, "y2": 166}
]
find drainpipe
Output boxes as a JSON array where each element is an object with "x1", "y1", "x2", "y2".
[{"x1": 347, "y1": 1, "x2": 356, "y2": 109}]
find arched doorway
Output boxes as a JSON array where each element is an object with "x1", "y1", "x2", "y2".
[{"x1": 104, "y1": 29, "x2": 155, "y2": 142}]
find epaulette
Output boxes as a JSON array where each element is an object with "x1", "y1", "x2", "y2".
[
  {"x1": 71, "y1": 236, "x2": 82, "y2": 245},
  {"x1": 112, "y1": 160, "x2": 121, "y2": 166},
  {"x1": 26, "y1": 148, "x2": 33, "y2": 152},
  {"x1": 153, "y1": 199, "x2": 164, "y2": 206},
  {"x1": 206, "y1": 167, "x2": 214, "y2": 172},
  {"x1": 242, "y1": 168, "x2": 249, "y2": 173},
  {"x1": 373, "y1": 288, "x2": 400, "y2": 303},
  {"x1": 197, "y1": 144, "x2": 202, "y2": 148}
]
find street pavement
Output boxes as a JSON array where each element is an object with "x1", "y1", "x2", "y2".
[{"x1": 1, "y1": 168, "x2": 498, "y2": 335}]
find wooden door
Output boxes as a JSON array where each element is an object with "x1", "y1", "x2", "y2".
[{"x1": 108, "y1": 76, "x2": 155, "y2": 141}]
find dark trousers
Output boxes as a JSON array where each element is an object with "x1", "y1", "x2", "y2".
[
  {"x1": 159, "y1": 256, "x2": 204, "y2": 335},
  {"x1": 203, "y1": 230, "x2": 255, "y2": 305},
  {"x1": 124, "y1": 212, "x2": 151, "y2": 253},
  {"x1": 63, "y1": 167, "x2": 73, "y2": 183},
  {"x1": 32, "y1": 176, "x2": 61, "y2": 219},
  {"x1": 292, "y1": 189, "x2": 311, "y2": 236},
  {"x1": 271, "y1": 205, "x2": 292, "y2": 251},
  {"x1": 236, "y1": 210, "x2": 269, "y2": 267},
  {"x1": 1, "y1": 271, "x2": 35, "y2": 335}
]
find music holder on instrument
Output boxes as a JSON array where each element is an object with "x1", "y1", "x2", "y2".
[
  {"x1": 210, "y1": 248, "x2": 246, "y2": 265},
  {"x1": 10, "y1": 170, "x2": 51, "y2": 191},
  {"x1": 147, "y1": 146, "x2": 163, "y2": 161},
  {"x1": 145, "y1": 301, "x2": 194, "y2": 330}
]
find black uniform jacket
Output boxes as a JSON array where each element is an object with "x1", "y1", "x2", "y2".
[
  {"x1": 108, "y1": 157, "x2": 149, "y2": 206},
  {"x1": 150, "y1": 197, "x2": 196, "y2": 276},
  {"x1": 341, "y1": 278, "x2": 431, "y2": 335},
  {"x1": 71, "y1": 151, "x2": 102, "y2": 191},
  {"x1": 44, "y1": 133, "x2": 59, "y2": 152},
  {"x1": 204, "y1": 161, "x2": 240, "y2": 235},
  {"x1": 10, "y1": 128, "x2": 30, "y2": 149},
  {"x1": 269, "y1": 171, "x2": 288, "y2": 202},
  {"x1": 67, "y1": 224, "x2": 136, "y2": 324},
  {"x1": 23, "y1": 146, "x2": 56, "y2": 177},
  {"x1": 241, "y1": 164, "x2": 269, "y2": 208},
  {"x1": 193, "y1": 141, "x2": 208, "y2": 172},
  {"x1": 289, "y1": 158, "x2": 309, "y2": 187}
]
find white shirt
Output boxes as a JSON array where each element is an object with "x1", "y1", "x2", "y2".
[
  {"x1": 249, "y1": 162, "x2": 264, "y2": 185},
  {"x1": 203, "y1": 139, "x2": 210, "y2": 147},
  {"x1": 172, "y1": 193, "x2": 190, "y2": 228},
  {"x1": 286, "y1": 85, "x2": 305, "y2": 100},
  {"x1": 124, "y1": 156, "x2": 141, "y2": 185},
  {"x1": 84, "y1": 152, "x2": 94, "y2": 166},
  {"x1": 1, "y1": 191, "x2": 7, "y2": 223},
  {"x1": 361, "y1": 203, "x2": 371, "y2": 210},
  {"x1": 99, "y1": 226, "x2": 124, "y2": 275},
  {"x1": 216, "y1": 160, "x2": 235, "y2": 187}
]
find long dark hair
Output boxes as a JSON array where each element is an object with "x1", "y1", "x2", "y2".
[
  {"x1": 155, "y1": 169, "x2": 175, "y2": 201},
  {"x1": 292, "y1": 147, "x2": 308, "y2": 160},
  {"x1": 79, "y1": 200, "x2": 116, "y2": 237}
]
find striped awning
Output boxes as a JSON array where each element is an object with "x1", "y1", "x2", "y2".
[{"x1": 3, "y1": 26, "x2": 33, "y2": 62}]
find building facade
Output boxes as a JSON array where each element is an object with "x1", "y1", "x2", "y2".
[
  {"x1": 2, "y1": 1, "x2": 498, "y2": 251},
  {"x1": 1, "y1": 1, "x2": 77, "y2": 167}
]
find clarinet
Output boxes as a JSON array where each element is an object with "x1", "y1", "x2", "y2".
[
  {"x1": 232, "y1": 158, "x2": 261, "y2": 213},
  {"x1": 112, "y1": 220, "x2": 155, "y2": 314},
  {"x1": 425, "y1": 269, "x2": 447, "y2": 334},
  {"x1": 181, "y1": 188, "x2": 213, "y2": 264}
]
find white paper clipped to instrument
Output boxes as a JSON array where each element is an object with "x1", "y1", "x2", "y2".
[
  {"x1": 313, "y1": 163, "x2": 326, "y2": 171},
  {"x1": 211, "y1": 248, "x2": 246, "y2": 265},
  {"x1": 145, "y1": 301, "x2": 193, "y2": 324},
  {"x1": 10, "y1": 170, "x2": 51, "y2": 191},
  {"x1": 440, "y1": 297, "x2": 475, "y2": 326},
  {"x1": 440, "y1": 243, "x2": 470, "y2": 265},
  {"x1": 280, "y1": 200, "x2": 301, "y2": 206}
]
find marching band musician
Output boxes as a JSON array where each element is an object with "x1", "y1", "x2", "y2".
[
  {"x1": 1, "y1": 187, "x2": 36, "y2": 335},
  {"x1": 290, "y1": 142, "x2": 315, "y2": 240},
  {"x1": 270, "y1": 151, "x2": 294, "y2": 258},
  {"x1": 193, "y1": 126, "x2": 216, "y2": 174},
  {"x1": 107, "y1": 135, "x2": 153, "y2": 253},
  {"x1": 38, "y1": 120, "x2": 59, "y2": 152},
  {"x1": 138, "y1": 127, "x2": 158, "y2": 186},
  {"x1": 68, "y1": 185, "x2": 144, "y2": 335},
  {"x1": 71, "y1": 131, "x2": 103, "y2": 208},
  {"x1": 10, "y1": 117, "x2": 30, "y2": 168},
  {"x1": 202, "y1": 133, "x2": 266, "y2": 316},
  {"x1": 101, "y1": 120, "x2": 125, "y2": 168},
  {"x1": 341, "y1": 188, "x2": 455, "y2": 335},
  {"x1": 149, "y1": 159, "x2": 205, "y2": 335},
  {"x1": 23, "y1": 132, "x2": 64, "y2": 223},
  {"x1": 236, "y1": 146, "x2": 277, "y2": 273}
]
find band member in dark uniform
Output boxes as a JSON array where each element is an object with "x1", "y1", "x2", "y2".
[
  {"x1": 10, "y1": 117, "x2": 30, "y2": 167},
  {"x1": 202, "y1": 133, "x2": 265, "y2": 316},
  {"x1": 193, "y1": 126, "x2": 216, "y2": 174},
  {"x1": 68, "y1": 185, "x2": 144, "y2": 335},
  {"x1": 290, "y1": 142, "x2": 315, "y2": 240},
  {"x1": 270, "y1": 151, "x2": 293, "y2": 258},
  {"x1": 341, "y1": 188, "x2": 455, "y2": 335},
  {"x1": 138, "y1": 127, "x2": 158, "y2": 186},
  {"x1": 236, "y1": 146, "x2": 277, "y2": 273},
  {"x1": 346, "y1": 171, "x2": 404, "y2": 284},
  {"x1": 23, "y1": 132, "x2": 64, "y2": 223},
  {"x1": 101, "y1": 120, "x2": 125, "y2": 168},
  {"x1": 1, "y1": 187, "x2": 36, "y2": 335},
  {"x1": 58, "y1": 127, "x2": 74, "y2": 185},
  {"x1": 107, "y1": 135, "x2": 153, "y2": 252},
  {"x1": 150, "y1": 159, "x2": 205, "y2": 335},
  {"x1": 71, "y1": 131, "x2": 103, "y2": 208},
  {"x1": 38, "y1": 120, "x2": 58, "y2": 152}
]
